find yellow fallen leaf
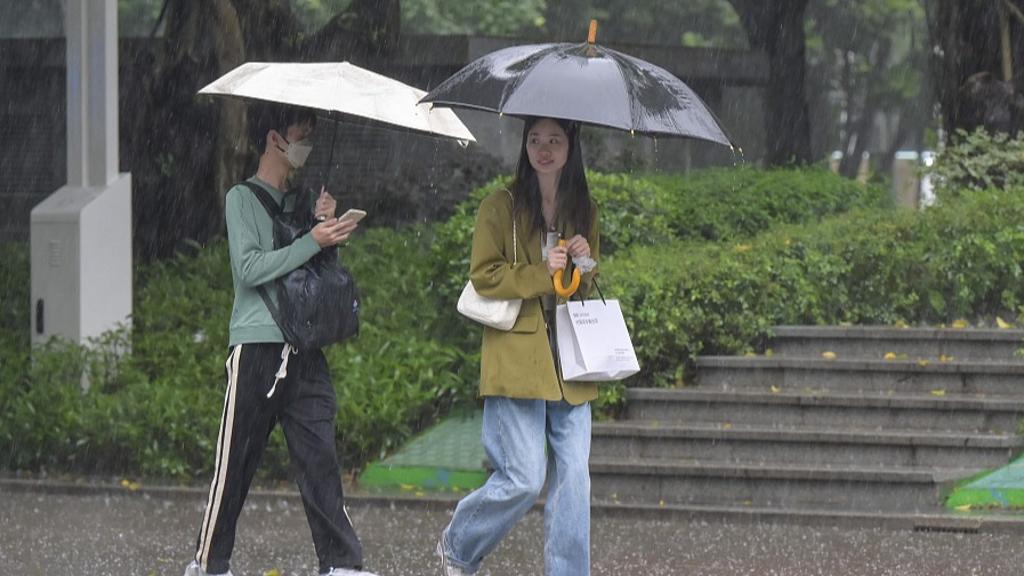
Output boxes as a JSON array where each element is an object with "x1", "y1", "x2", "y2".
[
  {"x1": 997, "y1": 316, "x2": 1013, "y2": 329},
  {"x1": 822, "y1": 351, "x2": 837, "y2": 360},
  {"x1": 952, "y1": 319, "x2": 968, "y2": 329},
  {"x1": 883, "y1": 352, "x2": 897, "y2": 360},
  {"x1": 264, "y1": 570, "x2": 282, "y2": 576},
  {"x1": 939, "y1": 354, "x2": 954, "y2": 363},
  {"x1": 742, "y1": 499, "x2": 753, "y2": 506},
  {"x1": 735, "y1": 243, "x2": 753, "y2": 253},
  {"x1": 954, "y1": 504, "x2": 972, "y2": 512},
  {"x1": 415, "y1": 491, "x2": 425, "y2": 497},
  {"x1": 398, "y1": 483, "x2": 416, "y2": 491},
  {"x1": 770, "y1": 385, "x2": 782, "y2": 394},
  {"x1": 659, "y1": 500, "x2": 666, "y2": 507},
  {"x1": 744, "y1": 351, "x2": 757, "y2": 357},
  {"x1": 722, "y1": 422, "x2": 733, "y2": 430},
  {"x1": 765, "y1": 348, "x2": 774, "y2": 357},
  {"x1": 931, "y1": 389, "x2": 946, "y2": 397},
  {"x1": 894, "y1": 320, "x2": 909, "y2": 329},
  {"x1": 917, "y1": 359, "x2": 930, "y2": 367}
]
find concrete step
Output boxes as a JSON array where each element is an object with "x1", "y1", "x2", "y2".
[
  {"x1": 624, "y1": 388, "x2": 1024, "y2": 433},
  {"x1": 589, "y1": 458, "x2": 975, "y2": 513},
  {"x1": 696, "y1": 356, "x2": 1024, "y2": 395},
  {"x1": 771, "y1": 325, "x2": 1024, "y2": 362},
  {"x1": 591, "y1": 422, "x2": 1020, "y2": 469},
  {"x1": 588, "y1": 499, "x2": 1024, "y2": 534}
]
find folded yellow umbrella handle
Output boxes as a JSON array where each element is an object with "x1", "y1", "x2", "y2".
[{"x1": 553, "y1": 238, "x2": 581, "y2": 298}]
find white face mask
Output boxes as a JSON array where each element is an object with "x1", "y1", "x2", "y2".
[{"x1": 278, "y1": 135, "x2": 313, "y2": 169}]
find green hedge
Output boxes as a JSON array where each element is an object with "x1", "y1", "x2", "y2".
[
  {"x1": 0, "y1": 227, "x2": 470, "y2": 480},
  {"x1": 429, "y1": 168, "x2": 888, "y2": 315},
  {"x1": 606, "y1": 187, "x2": 1024, "y2": 386},
  {"x1": 0, "y1": 166, "x2": 908, "y2": 479}
]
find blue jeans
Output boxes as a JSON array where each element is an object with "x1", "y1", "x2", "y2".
[{"x1": 441, "y1": 397, "x2": 592, "y2": 576}]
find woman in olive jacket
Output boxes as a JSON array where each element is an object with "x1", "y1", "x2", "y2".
[{"x1": 437, "y1": 117, "x2": 599, "y2": 576}]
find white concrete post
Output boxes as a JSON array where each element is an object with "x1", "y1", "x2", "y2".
[
  {"x1": 66, "y1": 0, "x2": 119, "y2": 187},
  {"x1": 30, "y1": 0, "x2": 132, "y2": 353}
]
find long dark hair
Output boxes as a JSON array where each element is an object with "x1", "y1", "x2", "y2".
[{"x1": 511, "y1": 117, "x2": 593, "y2": 239}]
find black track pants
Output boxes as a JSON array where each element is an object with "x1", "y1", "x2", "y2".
[{"x1": 193, "y1": 343, "x2": 363, "y2": 575}]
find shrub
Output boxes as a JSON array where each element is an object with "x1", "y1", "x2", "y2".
[
  {"x1": 645, "y1": 166, "x2": 889, "y2": 242},
  {"x1": 429, "y1": 167, "x2": 888, "y2": 332},
  {"x1": 0, "y1": 227, "x2": 470, "y2": 480},
  {"x1": 931, "y1": 128, "x2": 1024, "y2": 199},
  {"x1": 605, "y1": 187, "x2": 1024, "y2": 386}
]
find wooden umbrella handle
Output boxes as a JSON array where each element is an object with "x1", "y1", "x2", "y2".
[{"x1": 553, "y1": 238, "x2": 581, "y2": 298}]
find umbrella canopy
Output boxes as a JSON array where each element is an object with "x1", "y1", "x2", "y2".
[
  {"x1": 198, "y1": 61, "x2": 476, "y2": 144},
  {"x1": 420, "y1": 41, "x2": 732, "y2": 147}
]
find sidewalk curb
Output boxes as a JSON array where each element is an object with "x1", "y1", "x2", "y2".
[{"x1": 5, "y1": 477, "x2": 1024, "y2": 534}]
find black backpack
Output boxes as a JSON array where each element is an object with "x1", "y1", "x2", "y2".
[{"x1": 239, "y1": 181, "x2": 360, "y2": 351}]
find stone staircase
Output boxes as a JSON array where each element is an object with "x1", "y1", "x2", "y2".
[{"x1": 589, "y1": 326, "x2": 1024, "y2": 525}]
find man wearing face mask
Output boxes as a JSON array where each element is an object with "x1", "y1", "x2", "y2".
[{"x1": 183, "y1": 104, "x2": 376, "y2": 576}]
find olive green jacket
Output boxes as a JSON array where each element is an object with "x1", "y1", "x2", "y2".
[{"x1": 470, "y1": 188, "x2": 600, "y2": 405}]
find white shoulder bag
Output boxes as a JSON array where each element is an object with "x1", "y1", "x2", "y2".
[{"x1": 456, "y1": 190, "x2": 523, "y2": 331}]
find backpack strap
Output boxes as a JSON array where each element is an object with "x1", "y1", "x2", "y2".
[
  {"x1": 235, "y1": 181, "x2": 298, "y2": 347},
  {"x1": 238, "y1": 181, "x2": 282, "y2": 218}
]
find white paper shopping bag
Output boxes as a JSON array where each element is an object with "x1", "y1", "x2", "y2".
[{"x1": 555, "y1": 299, "x2": 640, "y2": 381}]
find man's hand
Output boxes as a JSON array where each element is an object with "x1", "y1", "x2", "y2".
[
  {"x1": 314, "y1": 186, "x2": 337, "y2": 221},
  {"x1": 311, "y1": 217, "x2": 358, "y2": 248}
]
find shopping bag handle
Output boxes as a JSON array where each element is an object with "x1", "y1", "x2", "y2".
[{"x1": 574, "y1": 277, "x2": 606, "y2": 306}]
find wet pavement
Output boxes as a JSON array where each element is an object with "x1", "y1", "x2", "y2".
[{"x1": 1, "y1": 487, "x2": 1023, "y2": 576}]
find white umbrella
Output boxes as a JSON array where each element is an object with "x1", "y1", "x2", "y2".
[{"x1": 198, "y1": 61, "x2": 476, "y2": 145}]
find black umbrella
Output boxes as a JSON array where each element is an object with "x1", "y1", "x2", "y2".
[{"x1": 420, "y1": 21, "x2": 733, "y2": 148}]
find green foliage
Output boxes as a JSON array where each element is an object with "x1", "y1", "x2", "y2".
[
  {"x1": 593, "y1": 0, "x2": 745, "y2": 47},
  {"x1": 0, "y1": 228, "x2": 470, "y2": 480},
  {"x1": 605, "y1": 187, "x2": 1024, "y2": 385},
  {"x1": 930, "y1": 128, "x2": 1024, "y2": 200},
  {"x1": 8, "y1": 165, "x2": 993, "y2": 480},
  {"x1": 402, "y1": 0, "x2": 545, "y2": 36},
  {"x1": 429, "y1": 168, "x2": 888, "y2": 317},
  {"x1": 645, "y1": 167, "x2": 889, "y2": 242}
]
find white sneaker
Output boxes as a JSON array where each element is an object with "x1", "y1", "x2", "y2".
[
  {"x1": 322, "y1": 568, "x2": 379, "y2": 576},
  {"x1": 183, "y1": 560, "x2": 233, "y2": 576},
  {"x1": 436, "y1": 540, "x2": 470, "y2": 576}
]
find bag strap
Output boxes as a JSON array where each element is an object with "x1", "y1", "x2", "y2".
[
  {"x1": 505, "y1": 188, "x2": 517, "y2": 265},
  {"x1": 239, "y1": 181, "x2": 283, "y2": 218},
  {"x1": 236, "y1": 181, "x2": 299, "y2": 347}
]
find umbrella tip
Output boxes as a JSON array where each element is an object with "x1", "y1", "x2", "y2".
[{"x1": 588, "y1": 19, "x2": 598, "y2": 44}]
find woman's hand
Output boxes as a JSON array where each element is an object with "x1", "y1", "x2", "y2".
[
  {"x1": 311, "y1": 217, "x2": 358, "y2": 248},
  {"x1": 546, "y1": 245, "x2": 568, "y2": 276},
  {"x1": 314, "y1": 186, "x2": 337, "y2": 221},
  {"x1": 564, "y1": 234, "x2": 591, "y2": 259}
]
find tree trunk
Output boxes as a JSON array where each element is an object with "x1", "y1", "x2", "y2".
[
  {"x1": 729, "y1": 0, "x2": 813, "y2": 165},
  {"x1": 212, "y1": 0, "x2": 247, "y2": 214},
  {"x1": 839, "y1": 40, "x2": 891, "y2": 179},
  {"x1": 926, "y1": 0, "x2": 1024, "y2": 138}
]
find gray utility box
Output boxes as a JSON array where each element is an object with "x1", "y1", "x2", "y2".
[{"x1": 30, "y1": 173, "x2": 132, "y2": 344}]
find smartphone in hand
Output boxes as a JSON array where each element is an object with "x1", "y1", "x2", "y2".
[{"x1": 338, "y1": 209, "x2": 367, "y2": 224}]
